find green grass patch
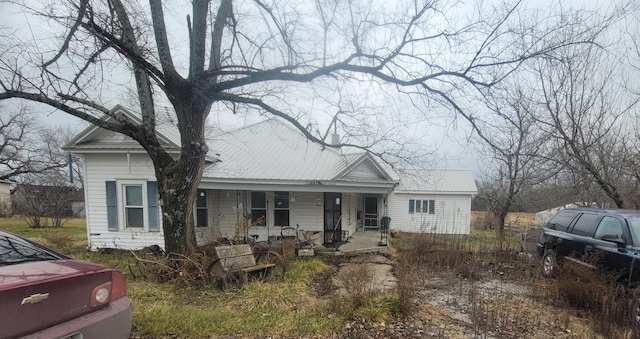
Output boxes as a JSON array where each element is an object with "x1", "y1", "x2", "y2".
[
  {"x1": 129, "y1": 258, "x2": 343, "y2": 338},
  {"x1": 2, "y1": 219, "x2": 353, "y2": 337}
]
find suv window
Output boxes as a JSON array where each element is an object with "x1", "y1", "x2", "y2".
[
  {"x1": 570, "y1": 213, "x2": 599, "y2": 237},
  {"x1": 546, "y1": 211, "x2": 577, "y2": 231},
  {"x1": 593, "y1": 216, "x2": 624, "y2": 240},
  {"x1": 625, "y1": 217, "x2": 640, "y2": 246}
]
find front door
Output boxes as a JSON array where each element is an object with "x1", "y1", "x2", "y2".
[
  {"x1": 324, "y1": 192, "x2": 342, "y2": 244},
  {"x1": 364, "y1": 196, "x2": 379, "y2": 231}
]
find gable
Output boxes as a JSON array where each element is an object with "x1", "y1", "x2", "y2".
[
  {"x1": 64, "y1": 105, "x2": 180, "y2": 153},
  {"x1": 335, "y1": 156, "x2": 393, "y2": 182}
]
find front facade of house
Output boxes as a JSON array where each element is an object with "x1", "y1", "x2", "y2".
[{"x1": 65, "y1": 106, "x2": 476, "y2": 251}]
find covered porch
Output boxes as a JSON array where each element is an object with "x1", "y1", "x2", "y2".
[{"x1": 192, "y1": 188, "x2": 393, "y2": 248}]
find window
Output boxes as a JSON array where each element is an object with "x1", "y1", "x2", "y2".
[
  {"x1": 425, "y1": 200, "x2": 435, "y2": 214},
  {"x1": 196, "y1": 189, "x2": 208, "y2": 227},
  {"x1": 106, "y1": 180, "x2": 160, "y2": 232},
  {"x1": 570, "y1": 213, "x2": 599, "y2": 237},
  {"x1": 594, "y1": 216, "x2": 623, "y2": 240},
  {"x1": 409, "y1": 199, "x2": 436, "y2": 215},
  {"x1": 124, "y1": 185, "x2": 144, "y2": 228},
  {"x1": 547, "y1": 211, "x2": 578, "y2": 231},
  {"x1": 274, "y1": 191, "x2": 290, "y2": 227},
  {"x1": 251, "y1": 192, "x2": 266, "y2": 226}
]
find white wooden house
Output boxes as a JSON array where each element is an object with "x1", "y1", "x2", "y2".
[{"x1": 64, "y1": 106, "x2": 477, "y2": 251}]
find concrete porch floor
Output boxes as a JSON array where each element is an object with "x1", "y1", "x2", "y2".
[{"x1": 314, "y1": 230, "x2": 389, "y2": 255}]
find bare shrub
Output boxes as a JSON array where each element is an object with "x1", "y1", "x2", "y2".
[
  {"x1": 336, "y1": 264, "x2": 375, "y2": 302},
  {"x1": 394, "y1": 248, "x2": 419, "y2": 317},
  {"x1": 548, "y1": 260, "x2": 640, "y2": 337},
  {"x1": 131, "y1": 251, "x2": 213, "y2": 287}
]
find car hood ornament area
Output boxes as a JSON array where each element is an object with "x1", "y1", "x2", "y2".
[{"x1": 21, "y1": 293, "x2": 49, "y2": 305}]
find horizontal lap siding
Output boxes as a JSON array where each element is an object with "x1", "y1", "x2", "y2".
[
  {"x1": 387, "y1": 193, "x2": 471, "y2": 235},
  {"x1": 84, "y1": 153, "x2": 161, "y2": 250},
  {"x1": 207, "y1": 191, "x2": 325, "y2": 243},
  {"x1": 291, "y1": 192, "x2": 323, "y2": 232},
  {"x1": 343, "y1": 193, "x2": 358, "y2": 235},
  {"x1": 208, "y1": 190, "x2": 245, "y2": 241}
]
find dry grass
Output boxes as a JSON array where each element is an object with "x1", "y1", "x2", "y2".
[
  {"x1": 7, "y1": 216, "x2": 640, "y2": 338},
  {"x1": 471, "y1": 211, "x2": 536, "y2": 228}
]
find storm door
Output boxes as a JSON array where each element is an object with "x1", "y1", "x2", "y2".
[
  {"x1": 363, "y1": 196, "x2": 379, "y2": 231},
  {"x1": 324, "y1": 192, "x2": 342, "y2": 244}
]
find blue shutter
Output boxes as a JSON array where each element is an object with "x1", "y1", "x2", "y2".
[
  {"x1": 408, "y1": 199, "x2": 415, "y2": 214},
  {"x1": 147, "y1": 181, "x2": 160, "y2": 232},
  {"x1": 106, "y1": 181, "x2": 118, "y2": 231}
]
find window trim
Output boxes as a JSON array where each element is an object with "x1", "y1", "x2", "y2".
[
  {"x1": 273, "y1": 191, "x2": 290, "y2": 227},
  {"x1": 118, "y1": 180, "x2": 149, "y2": 231},
  {"x1": 196, "y1": 189, "x2": 208, "y2": 227},
  {"x1": 409, "y1": 199, "x2": 436, "y2": 215},
  {"x1": 250, "y1": 191, "x2": 267, "y2": 226}
]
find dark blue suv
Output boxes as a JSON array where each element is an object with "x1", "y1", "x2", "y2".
[{"x1": 538, "y1": 208, "x2": 640, "y2": 285}]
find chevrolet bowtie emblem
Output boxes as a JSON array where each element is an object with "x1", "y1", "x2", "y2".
[{"x1": 21, "y1": 293, "x2": 50, "y2": 305}]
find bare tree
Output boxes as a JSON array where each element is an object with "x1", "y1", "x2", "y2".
[
  {"x1": 465, "y1": 85, "x2": 554, "y2": 249},
  {"x1": 532, "y1": 43, "x2": 638, "y2": 208},
  {"x1": 0, "y1": 105, "x2": 67, "y2": 180},
  {"x1": 15, "y1": 124, "x2": 84, "y2": 227},
  {"x1": 0, "y1": 0, "x2": 610, "y2": 254}
]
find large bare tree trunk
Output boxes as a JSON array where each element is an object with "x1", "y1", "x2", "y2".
[{"x1": 151, "y1": 96, "x2": 209, "y2": 254}]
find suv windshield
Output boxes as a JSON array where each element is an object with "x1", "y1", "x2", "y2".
[
  {"x1": 625, "y1": 217, "x2": 640, "y2": 246},
  {"x1": 0, "y1": 232, "x2": 61, "y2": 266}
]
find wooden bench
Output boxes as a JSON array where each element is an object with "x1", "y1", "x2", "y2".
[{"x1": 207, "y1": 244, "x2": 285, "y2": 287}]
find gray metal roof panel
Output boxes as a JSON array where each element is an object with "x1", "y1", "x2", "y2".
[{"x1": 395, "y1": 169, "x2": 478, "y2": 194}]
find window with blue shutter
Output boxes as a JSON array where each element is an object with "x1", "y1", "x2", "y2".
[
  {"x1": 106, "y1": 180, "x2": 160, "y2": 232},
  {"x1": 106, "y1": 181, "x2": 118, "y2": 231}
]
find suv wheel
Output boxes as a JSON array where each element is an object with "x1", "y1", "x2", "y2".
[{"x1": 542, "y1": 249, "x2": 557, "y2": 277}]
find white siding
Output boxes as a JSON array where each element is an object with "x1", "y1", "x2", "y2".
[
  {"x1": 83, "y1": 153, "x2": 163, "y2": 250},
  {"x1": 195, "y1": 189, "x2": 244, "y2": 244},
  {"x1": 341, "y1": 193, "x2": 357, "y2": 236},
  {"x1": 204, "y1": 191, "x2": 326, "y2": 244},
  {"x1": 387, "y1": 192, "x2": 472, "y2": 234},
  {"x1": 290, "y1": 192, "x2": 323, "y2": 232}
]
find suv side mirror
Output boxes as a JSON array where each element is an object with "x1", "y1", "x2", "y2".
[{"x1": 601, "y1": 234, "x2": 626, "y2": 247}]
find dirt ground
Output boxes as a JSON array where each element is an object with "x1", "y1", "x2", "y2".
[{"x1": 310, "y1": 252, "x2": 601, "y2": 339}]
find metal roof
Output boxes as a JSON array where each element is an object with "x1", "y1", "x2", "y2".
[
  {"x1": 394, "y1": 169, "x2": 478, "y2": 194},
  {"x1": 203, "y1": 119, "x2": 394, "y2": 184},
  {"x1": 64, "y1": 106, "x2": 476, "y2": 194}
]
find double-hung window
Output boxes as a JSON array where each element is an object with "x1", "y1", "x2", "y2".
[
  {"x1": 251, "y1": 192, "x2": 267, "y2": 226},
  {"x1": 106, "y1": 180, "x2": 160, "y2": 232},
  {"x1": 274, "y1": 191, "x2": 290, "y2": 227},
  {"x1": 196, "y1": 189, "x2": 208, "y2": 227},
  {"x1": 124, "y1": 185, "x2": 144, "y2": 228}
]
